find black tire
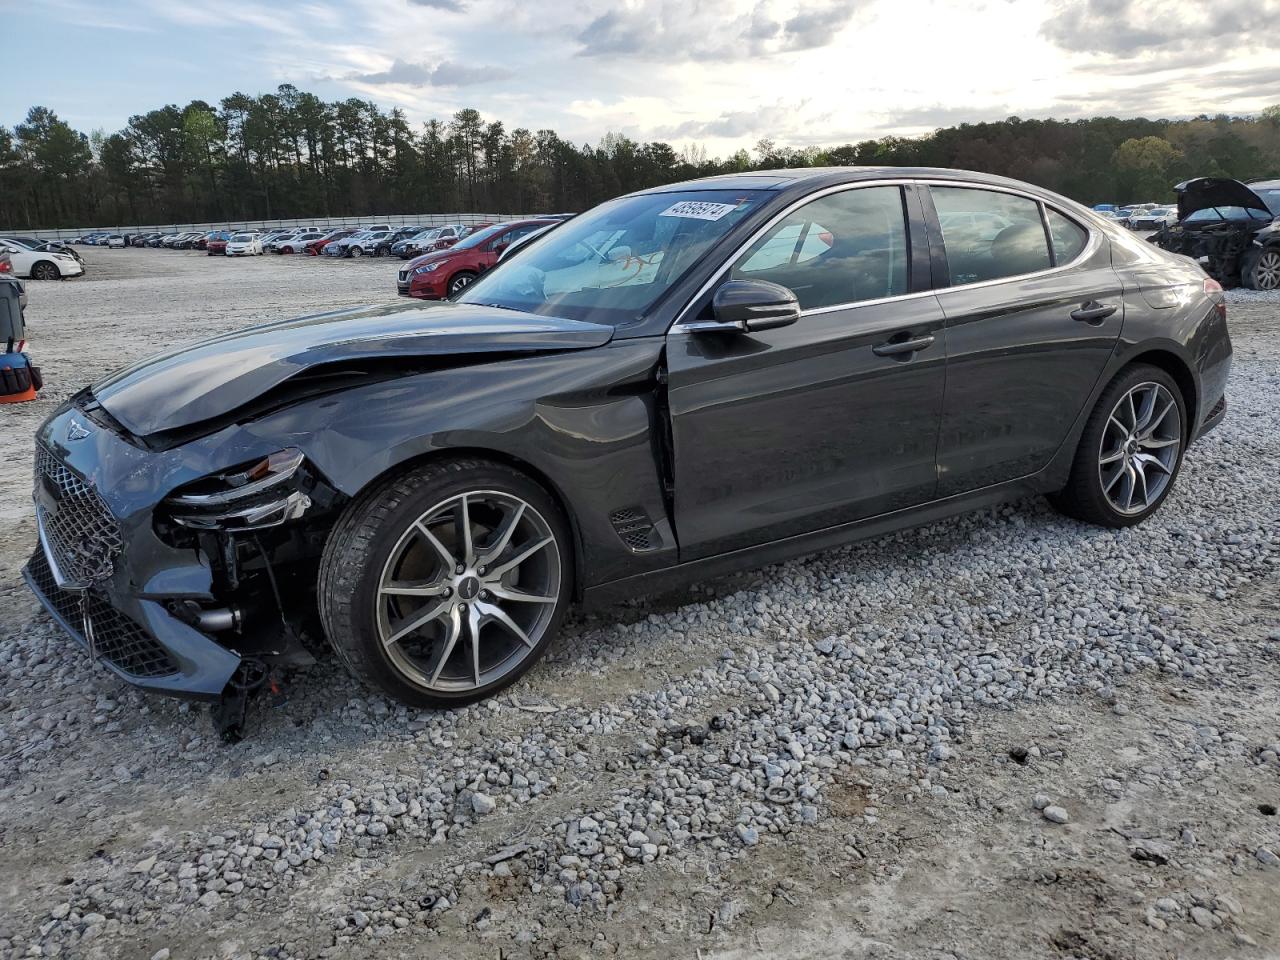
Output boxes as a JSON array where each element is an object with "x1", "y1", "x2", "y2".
[
  {"x1": 447, "y1": 271, "x2": 477, "y2": 297},
  {"x1": 318, "y1": 457, "x2": 574, "y2": 707},
  {"x1": 1242, "y1": 247, "x2": 1280, "y2": 291},
  {"x1": 1049, "y1": 363, "x2": 1187, "y2": 528},
  {"x1": 350, "y1": 246, "x2": 363, "y2": 258},
  {"x1": 30, "y1": 260, "x2": 59, "y2": 281}
]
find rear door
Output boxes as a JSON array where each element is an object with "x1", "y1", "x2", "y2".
[
  {"x1": 665, "y1": 183, "x2": 947, "y2": 559},
  {"x1": 924, "y1": 185, "x2": 1123, "y2": 496}
]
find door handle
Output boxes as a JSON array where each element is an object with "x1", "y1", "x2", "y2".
[
  {"x1": 1070, "y1": 301, "x2": 1117, "y2": 324},
  {"x1": 873, "y1": 334, "x2": 935, "y2": 357}
]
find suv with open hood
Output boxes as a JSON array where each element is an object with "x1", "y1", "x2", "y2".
[{"x1": 1151, "y1": 177, "x2": 1280, "y2": 290}]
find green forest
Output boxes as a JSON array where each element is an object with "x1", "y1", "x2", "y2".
[{"x1": 2, "y1": 84, "x2": 1278, "y2": 229}]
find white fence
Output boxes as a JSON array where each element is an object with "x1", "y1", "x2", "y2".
[{"x1": 9, "y1": 213, "x2": 534, "y2": 242}]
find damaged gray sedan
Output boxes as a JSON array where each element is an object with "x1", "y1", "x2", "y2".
[{"x1": 26, "y1": 167, "x2": 1232, "y2": 738}]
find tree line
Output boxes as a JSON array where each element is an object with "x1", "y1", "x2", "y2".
[{"x1": 2, "y1": 84, "x2": 1278, "y2": 230}]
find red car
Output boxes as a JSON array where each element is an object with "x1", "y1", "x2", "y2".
[
  {"x1": 206, "y1": 235, "x2": 230, "y2": 256},
  {"x1": 397, "y1": 219, "x2": 556, "y2": 299},
  {"x1": 307, "y1": 229, "x2": 357, "y2": 256}
]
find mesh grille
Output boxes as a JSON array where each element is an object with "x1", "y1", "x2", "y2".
[
  {"x1": 26, "y1": 549, "x2": 179, "y2": 679},
  {"x1": 34, "y1": 443, "x2": 123, "y2": 585},
  {"x1": 1207, "y1": 395, "x2": 1226, "y2": 420},
  {"x1": 622, "y1": 529, "x2": 653, "y2": 550}
]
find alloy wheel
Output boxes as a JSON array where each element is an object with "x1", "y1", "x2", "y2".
[
  {"x1": 375, "y1": 490, "x2": 561, "y2": 693},
  {"x1": 1253, "y1": 250, "x2": 1280, "y2": 290},
  {"x1": 449, "y1": 274, "x2": 474, "y2": 295},
  {"x1": 1098, "y1": 381, "x2": 1181, "y2": 515},
  {"x1": 32, "y1": 262, "x2": 58, "y2": 281}
]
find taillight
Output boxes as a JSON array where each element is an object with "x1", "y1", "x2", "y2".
[{"x1": 1204, "y1": 277, "x2": 1226, "y2": 321}]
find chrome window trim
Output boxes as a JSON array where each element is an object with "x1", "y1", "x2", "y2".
[{"x1": 669, "y1": 177, "x2": 1100, "y2": 332}]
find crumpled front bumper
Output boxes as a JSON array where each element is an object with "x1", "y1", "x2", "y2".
[
  {"x1": 23, "y1": 404, "x2": 243, "y2": 699},
  {"x1": 23, "y1": 546, "x2": 240, "y2": 699}
]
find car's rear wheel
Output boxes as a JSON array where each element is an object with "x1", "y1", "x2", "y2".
[
  {"x1": 319, "y1": 458, "x2": 573, "y2": 707},
  {"x1": 1243, "y1": 248, "x2": 1280, "y2": 291},
  {"x1": 1049, "y1": 364, "x2": 1186, "y2": 527},
  {"x1": 30, "y1": 261, "x2": 59, "y2": 281},
  {"x1": 448, "y1": 271, "x2": 476, "y2": 296}
]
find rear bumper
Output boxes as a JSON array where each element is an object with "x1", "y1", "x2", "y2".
[
  {"x1": 1196, "y1": 394, "x2": 1227, "y2": 440},
  {"x1": 23, "y1": 547, "x2": 240, "y2": 700}
]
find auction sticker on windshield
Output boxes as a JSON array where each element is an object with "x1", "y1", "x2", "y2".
[{"x1": 658, "y1": 200, "x2": 741, "y2": 221}]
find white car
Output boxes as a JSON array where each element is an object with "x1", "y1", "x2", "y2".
[
  {"x1": 225, "y1": 233, "x2": 264, "y2": 256},
  {"x1": 275, "y1": 230, "x2": 325, "y2": 254},
  {"x1": 104, "y1": 235, "x2": 126, "y2": 248},
  {"x1": 345, "y1": 229, "x2": 393, "y2": 257},
  {"x1": 0, "y1": 240, "x2": 85, "y2": 280}
]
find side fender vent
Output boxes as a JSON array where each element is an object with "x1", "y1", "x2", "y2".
[{"x1": 610, "y1": 506, "x2": 661, "y2": 552}]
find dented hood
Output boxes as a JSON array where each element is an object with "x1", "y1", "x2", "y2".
[
  {"x1": 1174, "y1": 177, "x2": 1273, "y2": 221},
  {"x1": 92, "y1": 300, "x2": 614, "y2": 436}
]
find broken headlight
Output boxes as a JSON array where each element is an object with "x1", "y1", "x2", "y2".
[{"x1": 164, "y1": 448, "x2": 312, "y2": 530}]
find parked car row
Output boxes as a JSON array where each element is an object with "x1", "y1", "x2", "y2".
[{"x1": 1090, "y1": 203, "x2": 1177, "y2": 230}]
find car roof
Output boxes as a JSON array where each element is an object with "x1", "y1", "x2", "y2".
[{"x1": 632, "y1": 166, "x2": 1087, "y2": 203}]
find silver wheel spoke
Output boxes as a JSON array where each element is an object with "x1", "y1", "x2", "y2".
[
  {"x1": 1134, "y1": 452, "x2": 1172, "y2": 476},
  {"x1": 1103, "y1": 464, "x2": 1125, "y2": 493},
  {"x1": 1138, "y1": 435, "x2": 1178, "y2": 450},
  {"x1": 480, "y1": 502, "x2": 525, "y2": 565},
  {"x1": 455, "y1": 495, "x2": 475, "y2": 566},
  {"x1": 1138, "y1": 399, "x2": 1174, "y2": 439},
  {"x1": 384, "y1": 597, "x2": 452, "y2": 648},
  {"x1": 487, "y1": 584, "x2": 557, "y2": 604},
  {"x1": 481, "y1": 602, "x2": 536, "y2": 648},
  {"x1": 1100, "y1": 447, "x2": 1126, "y2": 465},
  {"x1": 414, "y1": 520, "x2": 456, "y2": 567},
  {"x1": 486, "y1": 535, "x2": 554, "y2": 581},
  {"x1": 423, "y1": 606, "x2": 463, "y2": 684},
  {"x1": 467, "y1": 604, "x2": 484, "y2": 687},
  {"x1": 380, "y1": 580, "x2": 449, "y2": 598},
  {"x1": 1132, "y1": 460, "x2": 1149, "y2": 506}
]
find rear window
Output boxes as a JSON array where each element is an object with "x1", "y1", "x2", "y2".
[
  {"x1": 932, "y1": 187, "x2": 1052, "y2": 284},
  {"x1": 1045, "y1": 209, "x2": 1088, "y2": 264}
]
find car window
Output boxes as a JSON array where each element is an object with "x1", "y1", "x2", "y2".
[
  {"x1": 1045, "y1": 209, "x2": 1088, "y2": 264},
  {"x1": 1185, "y1": 206, "x2": 1271, "y2": 223},
  {"x1": 1254, "y1": 188, "x2": 1280, "y2": 216},
  {"x1": 932, "y1": 187, "x2": 1051, "y2": 284},
  {"x1": 730, "y1": 186, "x2": 908, "y2": 310}
]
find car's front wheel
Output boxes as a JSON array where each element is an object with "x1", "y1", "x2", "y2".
[
  {"x1": 448, "y1": 271, "x2": 476, "y2": 296},
  {"x1": 1243, "y1": 247, "x2": 1280, "y2": 291},
  {"x1": 319, "y1": 458, "x2": 573, "y2": 707},
  {"x1": 30, "y1": 261, "x2": 60, "y2": 281},
  {"x1": 1049, "y1": 364, "x2": 1186, "y2": 527},
  {"x1": 350, "y1": 246, "x2": 363, "y2": 258}
]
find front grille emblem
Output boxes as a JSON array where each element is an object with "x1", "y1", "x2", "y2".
[{"x1": 66, "y1": 419, "x2": 91, "y2": 442}]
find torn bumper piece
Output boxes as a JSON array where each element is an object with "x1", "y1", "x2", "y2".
[{"x1": 23, "y1": 546, "x2": 241, "y2": 699}]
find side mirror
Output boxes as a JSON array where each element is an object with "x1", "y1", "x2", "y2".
[{"x1": 689, "y1": 279, "x2": 801, "y2": 334}]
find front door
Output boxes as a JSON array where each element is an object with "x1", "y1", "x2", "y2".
[{"x1": 665, "y1": 184, "x2": 947, "y2": 560}]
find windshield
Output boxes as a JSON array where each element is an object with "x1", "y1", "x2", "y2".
[
  {"x1": 456, "y1": 190, "x2": 768, "y2": 323},
  {"x1": 1255, "y1": 188, "x2": 1280, "y2": 216},
  {"x1": 450, "y1": 224, "x2": 506, "y2": 251},
  {"x1": 1185, "y1": 206, "x2": 1273, "y2": 223}
]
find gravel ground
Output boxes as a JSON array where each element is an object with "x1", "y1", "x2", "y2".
[{"x1": 1, "y1": 249, "x2": 1278, "y2": 960}]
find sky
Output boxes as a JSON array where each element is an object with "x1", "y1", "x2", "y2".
[{"x1": 3, "y1": 0, "x2": 1278, "y2": 155}]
